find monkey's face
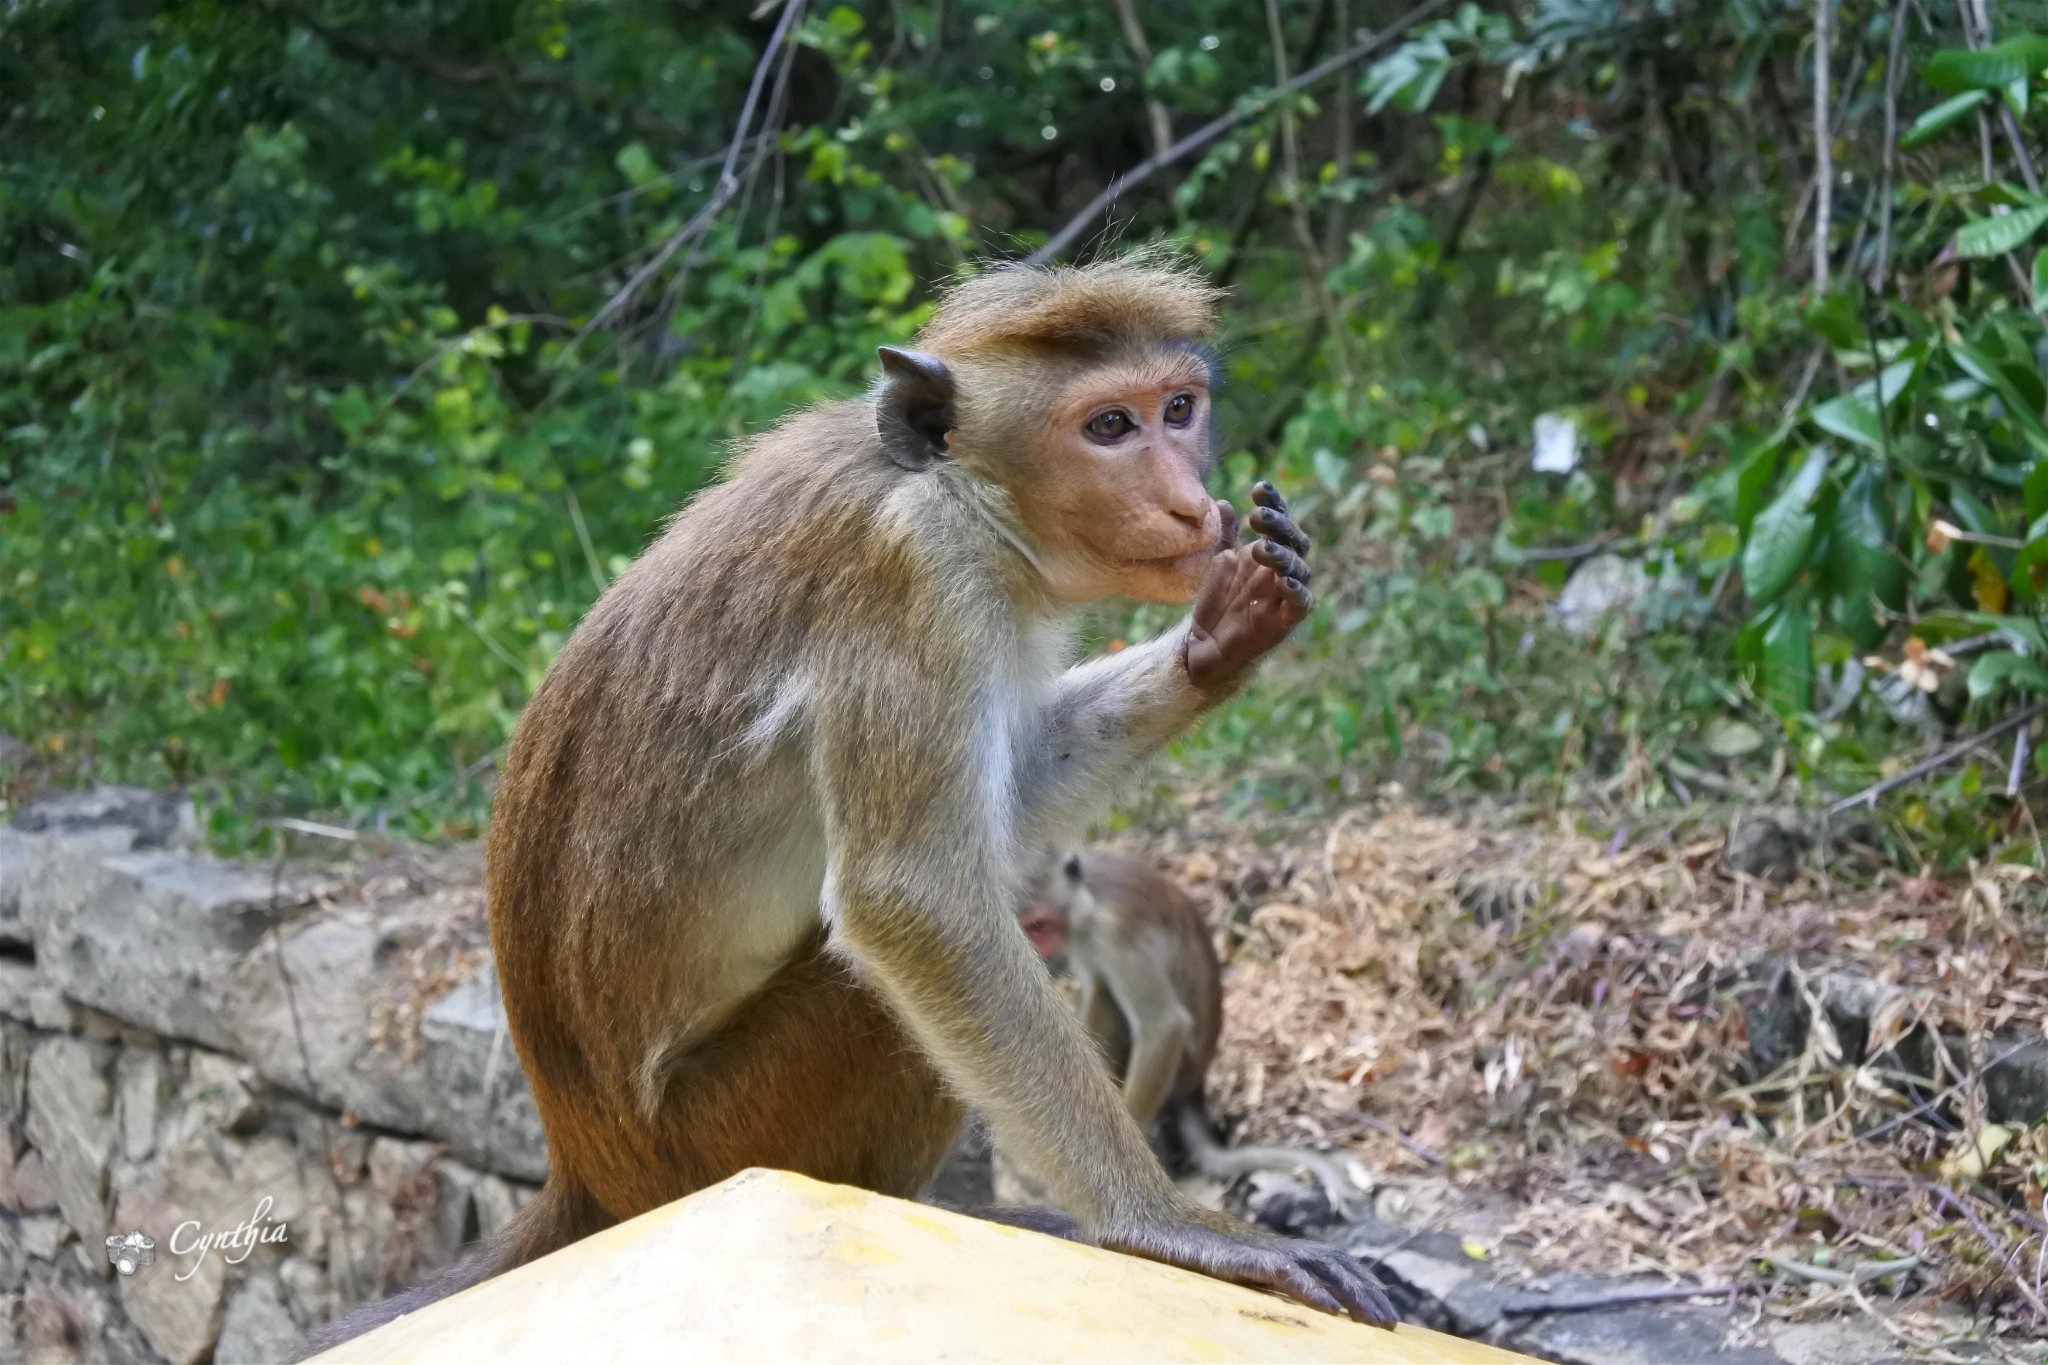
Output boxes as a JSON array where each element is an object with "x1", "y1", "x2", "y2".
[
  {"x1": 1017, "y1": 851, "x2": 1084, "y2": 958},
  {"x1": 1017, "y1": 901, "x2": 1070, "y2": 958},
  {"x1": 1020, "y1": 349, "x2": 1224, "y2": 605}
]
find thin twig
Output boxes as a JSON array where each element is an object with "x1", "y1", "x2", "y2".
[
  {"x1": 1812, "y1": 0, "x2": 1833, "y2": 295},
  {"x1": 1963, "y1": 2, "x2": 2044, "y2": 194},
  {"x1": 1025, "y1": 0, "x2": 1452, "y2": 265},
  {"x1": 1815, "y1": 1037, "x2": 2038, "y2": 1153},
  {"x1": 1825, "y1": 702, "x2": 2048, "y2": 817},
  {"x1": 1503, "y1": 1283, "x2": 1740, "y2": 1315},
  {"x1": 1874, "y1": 0, "x2": 1908, "y2": 290},
  {"x1": 1499, "y1": 537, "x2": 1642, "y2": 565},
  {"x1": 274, "y1": 816, "x2": 360, "y2": 843},
  {"x1": 1765, "y1": 1252, "x2": 1921, "y2": 1286},
  {"x1": 1928, "y1": 1180, "x2": 2048, "y2": 1320},
  {"x1": 1108, "y1": 0, "x2": 1174, "y2": 161},
  {"x1": 1349, "y1": 1112, "x2": 1444, "y2": 1166},
  {"x1": 581, "y1": 0, "x2": 805, "y2": 336},
  {"x1": 1323, "y1": 0, "x2": 1355, "y2": 261}
]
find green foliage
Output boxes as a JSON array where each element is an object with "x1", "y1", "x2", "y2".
[{"x1": 7, "y1": 0, "x2": 2048, "y2": 867}]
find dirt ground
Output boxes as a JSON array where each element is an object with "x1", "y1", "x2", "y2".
[
  {"x1": 1101, "y1": 803, "x2": 2048, "y2": 1362},
  {"x1": 320, "y1": 795, "x2": 2048, "y2": 1361}
]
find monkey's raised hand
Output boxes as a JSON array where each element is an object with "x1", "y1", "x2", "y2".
[
  {"x1": 1102, "y1": 1204, "x2": 1398, "y2": 1327},
  {"x1": 1181, "y1": 481, "x2": 1314, "y2": 691}
]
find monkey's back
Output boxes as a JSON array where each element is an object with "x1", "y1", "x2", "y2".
[
  {"x1": 485, "y1": 402, "x2": 981, "y2": 1152},
  {"x1": 1079, "y1": 850, "x2": 1223, "y2": 1101}
]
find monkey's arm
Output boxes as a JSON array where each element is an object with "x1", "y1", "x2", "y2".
[
  {"x1": 1016, "y1": 485, "x2": 1314, "y2": 847},
  {"x1": 1014, "y1": 626, "x2": 1207, "y2": 849},
  {"x1": 818, "y1": 678, "x2": 1392, "y2": 1327},
  {"x1": 817, "y1": 675, "x2": 1184, "y2": 1233}
]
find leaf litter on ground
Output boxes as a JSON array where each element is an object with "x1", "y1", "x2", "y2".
[{"x1": 1112, "y1": 807, "x2": 2048, "y2": 1357}]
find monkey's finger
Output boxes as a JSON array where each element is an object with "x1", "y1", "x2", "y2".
[
  {"x1": 1247, "y1": 504, "x2": 1311, "y2": 557},
  {"x1": 1251, "y1": 1255, "x2": 1348, "y2": 1319},
  {"x1": 1280, "y1": 577, "x2": 1313, "y2": 614},
  {"x1": 1304, "y1": 1249, "x2": 1399, "y2": 1327},
  {"x1": 1190, "y1": 547, "x2": 1242, "y2": 629},
  {"x1": 1250, "y1": 539, "x2": 1310, "y2": 586},
  {"x1": 1214, "y1": 499, "x2": 1240, "y2": 549},
  {"x1": 1250, "y1": 481, "x2": 1290, "y2": 517}
]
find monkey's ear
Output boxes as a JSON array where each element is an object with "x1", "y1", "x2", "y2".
[{"x1": 875, "y1": 346, "x2": 956, "y2": 472}]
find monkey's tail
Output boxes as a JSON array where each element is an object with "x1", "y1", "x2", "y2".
[
  {"x1": 290, "y1": 1178, "x2": 605, "y2": 1361},
  {"x1": 1172, "y1": 1098, "x2": 1364, "y2": 1221}
]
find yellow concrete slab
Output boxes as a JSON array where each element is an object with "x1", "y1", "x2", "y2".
[{"x1": 312, "y1": 1168, "x2": 1538, "y2": 1364}]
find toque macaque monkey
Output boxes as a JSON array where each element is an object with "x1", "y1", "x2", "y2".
[
  {"x1": 1018, "y1": 848, "x2": 1364, "y2": 1219},
  {"x1": 300, "y1": 257, "x2": 1391, "y2": 1353}
]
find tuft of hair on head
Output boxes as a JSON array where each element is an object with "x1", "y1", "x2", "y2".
[{"x1": 913, "y1": 249, "x2": 1223, "y2": 361}]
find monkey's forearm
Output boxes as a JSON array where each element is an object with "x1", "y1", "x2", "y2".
[
  {"x1": 828, "y1": 871, "x2": 1183, "y2": 1229},
  {"x1": 1015, "y1": 625, "x2": 1213, "y2": 845}
]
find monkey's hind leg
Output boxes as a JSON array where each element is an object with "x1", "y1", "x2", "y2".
[{"x1": 581, "y1": 942, "x2": 967, "y2": 1219}]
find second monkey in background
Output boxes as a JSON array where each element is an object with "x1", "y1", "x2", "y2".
[{"x1": 1019, "y1": 848, "x2": 1362, "y2": 1218}]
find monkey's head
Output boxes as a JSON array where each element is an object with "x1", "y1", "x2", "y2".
[
  {"x1": 874, "y1": 257, "x2": 1230, "y2": 605},
  {"x1": 1017, "y1": 850, "x2": 1086, "y2": 959}
]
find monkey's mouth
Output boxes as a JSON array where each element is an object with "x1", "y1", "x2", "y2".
[{"x1": 1121, "y1": 543, "x2": 1218, "y2": 574}]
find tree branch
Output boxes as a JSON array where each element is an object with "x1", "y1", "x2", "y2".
[
  {"x1": 1024, "y1": 0, "x2": 1452, "y2": 266},
  {"x1": 580, "y1": 0, "x2": 806, "y2": 337},
  {"x1": 1108, "y1": 0, "x2": 1175, "y2": 161},
  {"x1": 1825, "y1": 701, "x2": 2048, "y2": 817}
]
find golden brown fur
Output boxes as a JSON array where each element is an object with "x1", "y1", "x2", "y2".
[{"x1": 302, "y1": 257, "x2": 1389, "y2": 1352}]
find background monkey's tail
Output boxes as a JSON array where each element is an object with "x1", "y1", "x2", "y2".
[
  {"x1": 289, "y1": 1178, "x2": 606, "y2": 1361},
  {"x1": 1172, "y1": 1098, "x2": 1364, "y2": 1221}
]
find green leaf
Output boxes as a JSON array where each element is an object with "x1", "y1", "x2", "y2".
[
  {"x1": 1955, "y1": 203, "x2": 2048, "y2": 259},
  {"x1": 1902, "y1": 89, "x2": 1990, "y2": 146},
  {"x1": 1949, "y1": 483, "x2": 2003, "y2": 536},
  {"x1": 1818, "y1": 358, "x2": 1908, "y2": 454},
  {"x1": 1735, "y1": 440, "x2": 1783, "y2": 534},
  {"x1": 1950, "y1": 341, "x2": 2048, "y2": 454},
  {"x1": 1923, "y1": 37, "x2": 2048, "y2": 96},
  {"x1": 1703, "y1": 718, "x2": 1765, "y2": 758},
  {"x1": 1812, "y1": 393, "x2": 1884, "y2": 450},
  {"x1": 2024, "y1": 460, "x2": 2048, "y2": 521},
  {"x1": 1744, "y1": 450, "x2": 1828, "y2": 605},
  {"x1": 2033, "y1": 249, "x2": 2048, "y2": 310},
  {"x1": 2010, "y1": 510, "x2": 2048, "y2": 601},
  {"x1": 613, "y1": 141, "x2": 661, "y2": 189},
  {"x1": 1761, "y1": 602, "x2": 1814, "y2": 716},
  {"x1": 1829, "y1": 467, "x2": 1906, "y2": 649},
  {"x1": 1802, "y1": 291, "x2": 1862, "y2": 349},
  {"x1": 1968, "y1": 651, "x2": 2048, "y2": 700},
  {"x1": 1329, "y1": 697, "x2": 1360, "y2": 755}
]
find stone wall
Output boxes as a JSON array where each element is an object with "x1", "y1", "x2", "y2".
[{"x1": 0, "y1": 789, "x2": 542, "y2": 1365}]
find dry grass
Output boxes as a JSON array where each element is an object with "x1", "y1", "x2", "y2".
[{"x1": 1117, "y1": 808, "x2": 2048, "y2": 1355}]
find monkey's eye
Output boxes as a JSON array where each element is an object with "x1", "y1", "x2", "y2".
[
  {"x1": 1063, "y1": 855, "x2": 1082, "y2": 881},
  {"x1": 1084, "y1": 409, "x2": 1136, "y2": 443},
  {"x1": 1163, "y1": 393, "x2": 1195, "y2": 427}
]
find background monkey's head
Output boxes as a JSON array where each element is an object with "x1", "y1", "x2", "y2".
[
  {"x1": 873, "y1": 257, "x2": 1229, "y2": 605},
  {"x1": 1017, "y1": 849, "x2": 1087, "y2": 959}
]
